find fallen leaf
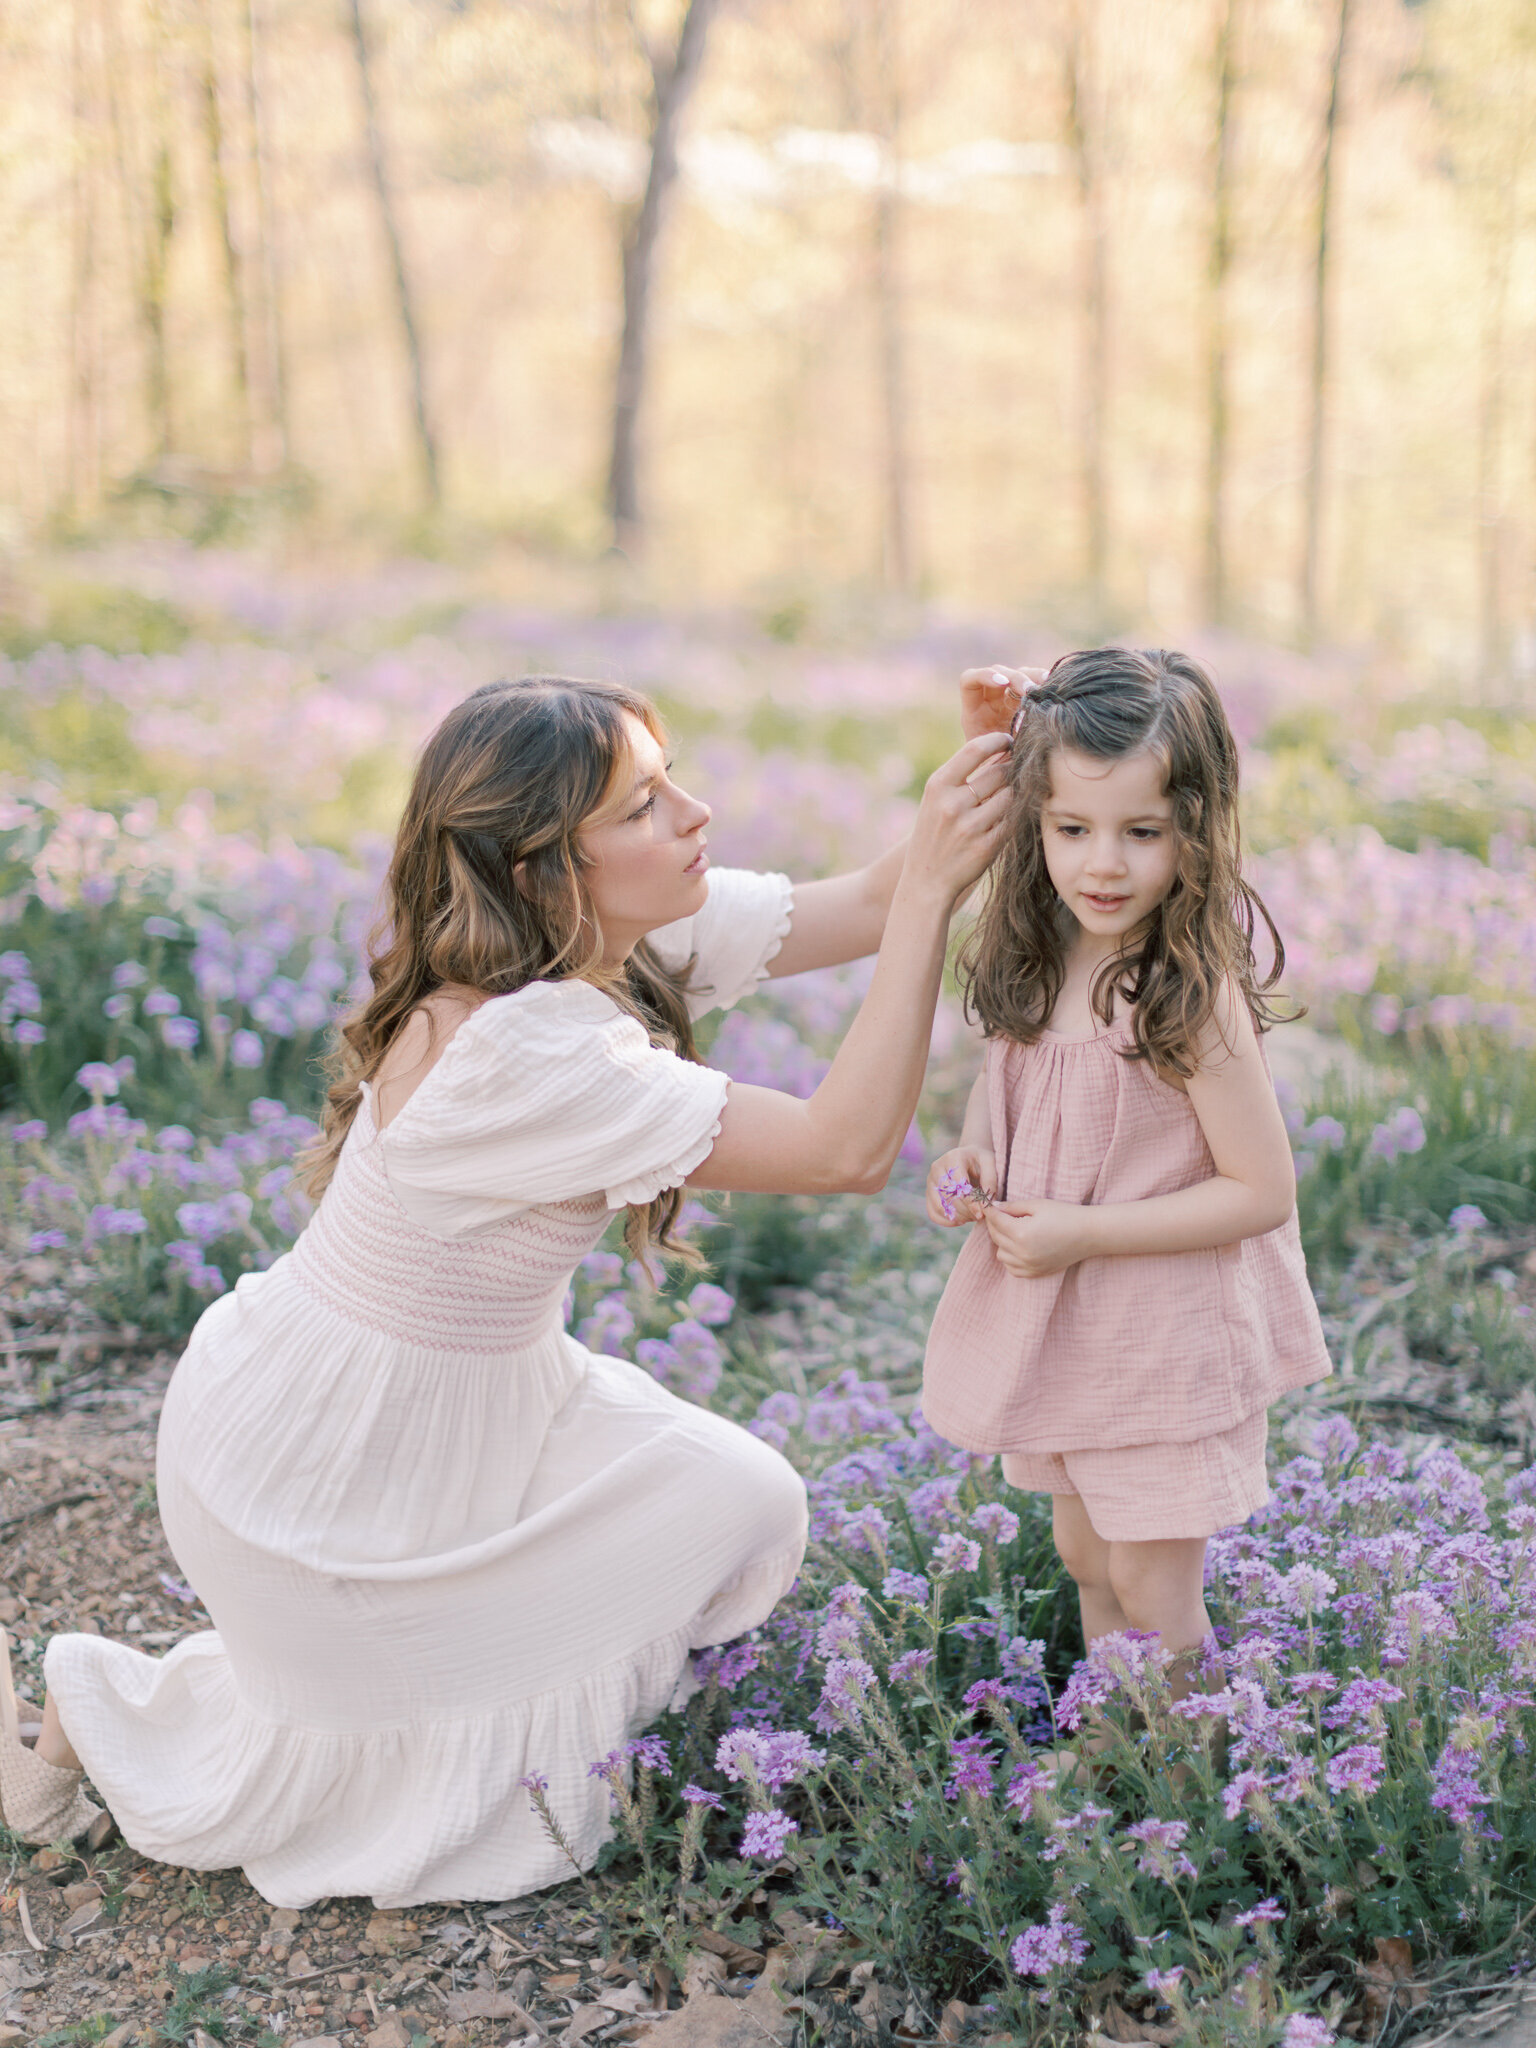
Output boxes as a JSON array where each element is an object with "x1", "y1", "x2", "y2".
[
  {"x1": 1356, "y1": 1936, "x2": 1427, "y2": 2035},
  {"x1": 561, "y1": 2006, "x2": 610, "y2": 2045},
  {"x1": 597, "y1": 1983, "x2": 655, "y2": 2017},
  {"x1": 16, "y1": 1888, "x2": 45, "y2": 1952},
  {"x1": 682, "y1": 1952, "x2": 727, "y2": 2002},
  {"x1": 443, "y1": 1989, "x2": 543, "y2": 2028},
  {"x1": 693, "y1": 1928, "x2": 764, "y2": 1974}
]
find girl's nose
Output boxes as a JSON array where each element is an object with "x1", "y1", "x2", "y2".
[{"x1": 680, "y1": 790, "x2": 711, "y2": 834}]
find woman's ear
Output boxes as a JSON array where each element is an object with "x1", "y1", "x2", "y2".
[{"x1": 511, "y1": 859, "x2": 528, "y2": 897}]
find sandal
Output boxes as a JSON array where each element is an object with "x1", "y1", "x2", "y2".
[{"x1": 0, "y1": 1634, "x2": 104, "y2": 1846}]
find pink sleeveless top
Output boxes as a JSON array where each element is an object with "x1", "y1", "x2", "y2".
[{"x1": 922, "y1": 1019, "x2": 1331, "y2": 1453}]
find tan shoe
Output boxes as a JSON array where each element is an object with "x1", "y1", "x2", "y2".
[{"x1": 0, "y1": 1635, "x2": 103, "y2": 1846}]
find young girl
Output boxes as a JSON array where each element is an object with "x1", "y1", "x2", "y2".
[{"x1": 924, "y1": 647, "x2": 1329, "y2": 1697}]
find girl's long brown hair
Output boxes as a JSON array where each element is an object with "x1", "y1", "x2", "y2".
[
  {"x1": 959, "y1": 647, "x2": 1293, "y2": 1077},
  {"x1": 301, "y1": 676, "x2": 704, "y2": 1264}
]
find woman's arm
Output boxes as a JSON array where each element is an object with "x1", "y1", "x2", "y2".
[
  {"x1": 982, "y1": 988, "x2": 1296, "y2": 1278},
  {"x1": 764, "y1": 666, "x2": 1047, "y2": 977},
  {"x1": 689, "y1": 735, "x2": 1011, "y2": 1197},
  {"x1": 765, "y1": 842, "x2": 906, "y2": 978}
]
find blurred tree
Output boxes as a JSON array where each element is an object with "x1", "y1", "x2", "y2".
[
  {"x1": 607, "y1": 0, "x2": 722, "y2": 556},
  {"x1": 195, "y1": 0, "x2": 252, "y2": 463},
  {"x1": 1203, "y1": 0, "x2": 1239, "y2": 625},
  {"x1": 1061, "y1": 0, "x2": 1110, "y2": 611},
  {"x1": 66, "y1": 0, "x2": 102, "y2": 517},
  {"x1": 1299, "y1": 0, "x2": 1353, "y2": 648},
  {"x1": 1425, "y1": 0, "x2": 1536, "y2": 685},
  {"x1": 235, "y1": 0, "x2": 289, "y2": 473},
  {"x1": 101, "y1": 0, "x2": 178, "y2": 459},
  {"x1": 344, "y1": 0, "x2": 440, "y2": 508}
]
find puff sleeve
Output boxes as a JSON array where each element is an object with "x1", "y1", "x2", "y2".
[
  {"x1": 649, "y1": 866, "x2": 793, "y2": 1021},
  {"x1": 377, "y1": 981, "x2": 731, "y2": 1239}
]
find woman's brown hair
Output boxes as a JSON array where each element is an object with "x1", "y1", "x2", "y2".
[
  {"x1": 958, "y1": 647, "x2": 1292, "y2": 1077},
  {"x1": 301, "y1": 676, "x2": 704, "y2": 1263}
]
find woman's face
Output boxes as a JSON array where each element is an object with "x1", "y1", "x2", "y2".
[{"x1": 580, "y1": 715, "x2": 712, "y2": 962}]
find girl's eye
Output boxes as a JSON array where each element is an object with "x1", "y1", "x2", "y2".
[
  {"x1": 1130, "y1": 827, "x2": 1162, "y2": 841},
  {"x1": 628, "y1": 792, "x2": 659, "y2": 822}
]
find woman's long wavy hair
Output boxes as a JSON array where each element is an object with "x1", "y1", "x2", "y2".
[
  {"x1": 959, "y1": 647, "x2": 1293, "y2": 1076},
  {"x1": 301, "y1": 676, "x2": 704, "y2": 1263}
]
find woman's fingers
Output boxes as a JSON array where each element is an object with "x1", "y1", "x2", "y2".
[{"x1": 928, "y1": 730, "x2": 1013, "y2": 788}]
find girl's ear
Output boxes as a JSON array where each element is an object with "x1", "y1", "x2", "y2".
[{"x1": 511, "y1": 859, "x2": 529, "y2": 897}]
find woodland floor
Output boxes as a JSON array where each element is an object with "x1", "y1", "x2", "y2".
[{"x1": 2, "y1": 1362, "x2": 1535, "y2": 2048}]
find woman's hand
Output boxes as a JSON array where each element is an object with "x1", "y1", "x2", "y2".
[
  {"x1": 983, "y1": 1197, "x2": 1091, "y2": 1278},
  {"x1": 959, "y1": 665, "x2": 1047, "y2": 742},
  {"x1": 902, "y1": 731, "x2": 1013, "y2": 904},
  {"x1": 925, "y1": 1144, "x2": 998, "y2": 1226}
]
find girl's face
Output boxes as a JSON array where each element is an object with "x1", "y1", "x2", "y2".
[
  {"x1": 1039, "y1": 745, "x2": 1179, "y2": 943},
  {"x1": 579, "y1": 714, "x2": 712, "y2": 962}
]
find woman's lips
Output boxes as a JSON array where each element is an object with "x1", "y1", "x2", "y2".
[
  {"x1": 684, "y1": 844, "x2": 710, "y2": 876},
  {"x1": 1082, "y1": 891, "x2": 1129, "y2": 910}
]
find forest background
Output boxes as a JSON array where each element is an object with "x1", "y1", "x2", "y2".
[{"x1": 2, "y1": 0, "x2": 1535, "y2": 676}]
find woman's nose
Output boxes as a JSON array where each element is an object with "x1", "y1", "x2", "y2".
[{"x1": 680, "y1": 790, "x2": 711, "y2": 833}]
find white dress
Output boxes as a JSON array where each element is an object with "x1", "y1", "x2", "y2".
[{"x1": 45, "y1": 868, "x2": 808, "y2": 1909}]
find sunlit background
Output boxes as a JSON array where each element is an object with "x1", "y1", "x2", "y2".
[{"x1": 3, "y1": 0, "x2": 1534, "y2": 675}]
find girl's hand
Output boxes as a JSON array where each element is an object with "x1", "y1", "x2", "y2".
[
  {"x1": 925, "y1": 1144, "x2": 998, "y2": 1226},
  {"x1": 958, "y1": 665, "x2": 1047, "y2": 742},
  {"x1": 903, "y1": 732, "x2": 1013, "y2": 904},
  {"x1": 984, "y1": 1197, "x2": 1091, "y2": 1278}
]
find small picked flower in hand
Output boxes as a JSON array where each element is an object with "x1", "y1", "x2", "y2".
[{"x1": 934, "y1": 1166, "x2": 993, "y2": 1222}]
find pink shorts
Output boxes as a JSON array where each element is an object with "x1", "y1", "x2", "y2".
[{"x1": 999, "y1": 1409, "x2": 1270, "y2": 1543}]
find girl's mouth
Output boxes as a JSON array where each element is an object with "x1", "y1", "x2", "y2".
[
  {"x1": 1082, "y1": 891, "x2": 1129, "y2": 912},
  {"x1": 684, "y1": 843, "x2": 710, "y2": 877}
]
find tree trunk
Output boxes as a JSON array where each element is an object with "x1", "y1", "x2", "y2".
[
  {"x1": 100, "y1": 0, "x2": 176, "y2": 459},
  {"x1": 1299, "y1": 0, "x2": 1352, "y2": 649},
  {"x1": 1203, "y1": 0, "x2": 1238, "y2": 626},
  {"x1": 606, "y1": 0, "x2": 721, "y2": 556},
  {"x1": 871, "y1": 0, "x2": 913, "y2": 593},
  {"x1": 237, "y1": 0, "x2": 289, "y2": 472},
  {"x1": 345, "y1": 0, "x2": 439, "y2": 510},
  {"x1": 1063, "y1": 0, "x2": 1109, "y2": 609},
  {"x1": 195, "y1": 0, "x2": 251, "y2": 461},
  {"x1": 1476, "y1": 196, "x2": 1514, "y2": 688},
  {"x1": 66, "y1": 0, "x2": 101, "y2": 516}
]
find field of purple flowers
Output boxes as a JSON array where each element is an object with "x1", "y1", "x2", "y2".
[{"x1": 3, "y1": 548, "x2": 1536, "y2": 2040}]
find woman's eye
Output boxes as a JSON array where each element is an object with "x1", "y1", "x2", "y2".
[
  {"x1": 628, "y1": 793, "x2": 658, "y2": 822},
  {"x1": 1130, "y1": 827, "x2": 1162, "y2": 841}
]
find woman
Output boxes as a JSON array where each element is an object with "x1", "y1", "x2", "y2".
[{"x1": 0, "y1": 673, "x2": 1011, "y2": 1909}]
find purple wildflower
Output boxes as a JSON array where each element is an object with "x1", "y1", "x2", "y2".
[
  {"x1": 945, "y1": 1736, "x2": 997, "y2": 1800},
  {"x1": 1009, "y1": 1903, "x2": 1088, "y2": 1978},
  {"x1": 970, "y1": 1502, "x2": 1020, "y2": 1543},
  {"x1": 1232, "y1": 1898, "x2": 1286, "y2": 1929},
  {"x1": 889, "y1": 1648, "x2": 934, "y2": 1685},
  {"x1": 930, "y1": 1533, "x2": 982, "y2": 1577},
  {"x1": 882, "y1": 1569, "x2": 930, "y2": 1603},
  {"x1": 685, "y1": 1282, "x2": 735, "y2": 1326},
  {"x1": 1282, "y1": 2019, "x2": 1335, "y2": 2048},
  {"x1": 813, "y1": 1657, "x2": 876, "y2": 1732},
  {"x1": 739, "y1": 1808, "x2": 798, "y2": 1861},
  {"x1": 681, "y1": 1784, "x2": 722, "y2": 1809},
  {"x1": 1323, "y1": 1743, "x2": 1386, "y2": 1797}
]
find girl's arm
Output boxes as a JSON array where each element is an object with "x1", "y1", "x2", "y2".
[
  {"x1": 690, "y1": 735, "x2": 1011, "y2": 1197},
  {"x1": 924, "y1": 1068, "x2": 998, "y2": 1224},
  {"x1": 983, "y1": 986, "x2": 1296, "y2": 1278}
]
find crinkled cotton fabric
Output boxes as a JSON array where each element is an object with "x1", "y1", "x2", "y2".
[
  {"x1": 46, "y1": 867, "x2": 807, "y2": 1908},
  {"x1": 923, "y1": 1018, "x2": 1330, "y2": 1456},
  {"x1": 1000, "y1": 1408, "x2": 1271, "y2": 1542}
]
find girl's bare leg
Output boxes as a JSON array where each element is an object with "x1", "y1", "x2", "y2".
[
  {"x1": 1104, "y1": 1537, "x2": 1212, "y2": 1700},
  {"x1": 1052, "y1": 1494, "x2": 1131, "y2": 1644}
]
